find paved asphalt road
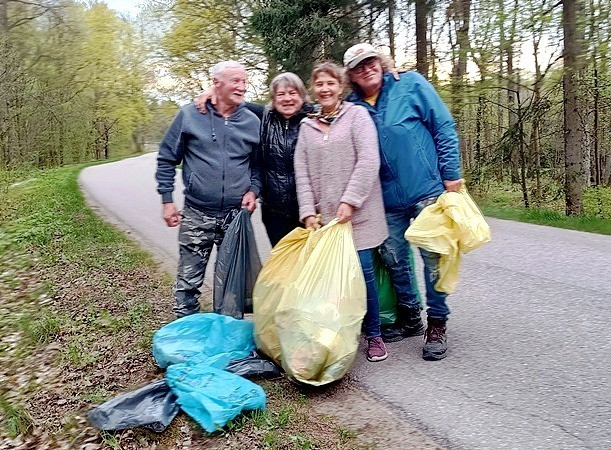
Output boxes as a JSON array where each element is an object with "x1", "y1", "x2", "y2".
[{"x1": 80, "y1": 153, "x2": 611, "y2": 449}]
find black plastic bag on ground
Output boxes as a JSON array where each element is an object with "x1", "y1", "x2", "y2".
[
  {"x1": 226, "y1": 351, "x2": 283, "y2": 379},
  {"x1": 214, "y1": 208, "x2": 262, "y2": 319},
  {"x1": 87, "y1": 380, "x2": 179, "y2": 433}
]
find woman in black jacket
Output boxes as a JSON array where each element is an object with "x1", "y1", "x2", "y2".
[
  {"x1": 258, "y1": 72, "x2": 312, "y2": 246},
  {"x1": 196, "y1": 72, "x2": 311, "y2": 246}
]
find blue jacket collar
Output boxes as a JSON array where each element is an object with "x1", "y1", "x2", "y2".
[
  {"x1": 347, "y1": 72, "x2": 394, "y2": 109},
  {"x1": 206, "y1": 100, "x2": 246, "y2": 120}
]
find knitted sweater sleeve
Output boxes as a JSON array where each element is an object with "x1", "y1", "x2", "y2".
[
  {"x1": 340, "y1": 106, "x2": 381, "y2": 209},
  {"x1": 293, "y1": 124, "x2": 317, "y2": 222}
]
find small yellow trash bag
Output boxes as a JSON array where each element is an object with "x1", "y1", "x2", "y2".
[
  {"x1": 404, "y1": 188, "x2": 491, "y2": 293},
  {"x1": 252, "y1": 227, "x2": 317, "y2": 365}
]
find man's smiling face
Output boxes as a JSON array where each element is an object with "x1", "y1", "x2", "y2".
[{"x1": 214, "y1": 67, "x2": 248, "y2": 107}]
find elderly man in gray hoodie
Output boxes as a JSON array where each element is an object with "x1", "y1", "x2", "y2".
[{"x1": 156, "y1": 61, "x2": 261, "y2": 318}]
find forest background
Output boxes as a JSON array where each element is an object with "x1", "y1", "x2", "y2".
[{"x1": 2, "y1": 0, "x2": 610, "y2": 224}]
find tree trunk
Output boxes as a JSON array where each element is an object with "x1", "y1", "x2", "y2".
[
  {"x1": 563, "y1": 0, "x2": 586, "y2": 215},
  {"x1": 507, "y1": 0, "x2": 519, "y2": 184},
  {"x1": 532, "y1": 36, "x2": 543, "y2": 202},
  {"x1": 450, "y1": 0, "x2": 471, "y2": 170},
  {"x1": 475, "y1": 94, "x2": 483, "y2": 181},
  {"x1": 367, "y1": 3, "x2": 374, "y2": 42},
  {"x1": 388, "y1": 0, "x2": 396, "y2": 62},
  {"x1": 593, "y1": 67, "x2": 600, "y2": 185},
  {"x1": 531, "y1": 122, "x2": 542, "y2": 202},
  {"x1": 516, "y1": 90, "x2": 529, "y2": 207},
  {"x1": 416, "y1": 0, "x2": 429, "y2": 77},
  {"x1": 0, "y1": 0, "x2": 7, "y2": 33},
  {"x1": 497, "y1": 0, "x2": 506, "y2": 181}
]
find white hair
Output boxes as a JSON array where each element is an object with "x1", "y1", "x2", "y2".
[{"x1": 210, "y1": 61, "x2": 245, "y2": 79}]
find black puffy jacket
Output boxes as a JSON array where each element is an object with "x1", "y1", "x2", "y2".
[{"x1": 258, "y1": 104, "x2": 312, "y2": 215}]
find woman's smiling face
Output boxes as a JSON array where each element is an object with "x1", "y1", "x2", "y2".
[
  {"x1": 313, "y1": 72, "x2": 343, "y2": 111},
  {"x1": 273, "y1": 83, "x2": 305, "y2": 119}
]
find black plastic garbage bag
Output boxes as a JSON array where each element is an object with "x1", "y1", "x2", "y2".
[
  {"x1": 88, "y1": 380, "x2": 179, "y2": 433},
  {"x1": 214, "y1": 208, "x2": 262, "y2": 319},
  {"x1": 226, "y1": 351, "x2": 283, "y2": 379}
]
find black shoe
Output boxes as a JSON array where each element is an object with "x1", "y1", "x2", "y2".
[
  {"x1": 422, "y1": 317, "x2": 447, "y2": 360},
  {"x1": 381, "y1": 306, "x2": 425, "y2": 343}
]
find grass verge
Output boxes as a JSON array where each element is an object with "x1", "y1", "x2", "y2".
[
  {"x1": 471, "y1": 181, "x2": 611, "y2": 235},
  {"x1": 0, "y1": 164, "x2": 361, "y2": 448},
  {"x1": 479, "y1": 204, "x2": 611, "y2": 235}
]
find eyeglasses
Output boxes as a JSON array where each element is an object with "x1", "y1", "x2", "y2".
[{"x1": 352, "y1": 58, "x2": 379, "y2": 75}]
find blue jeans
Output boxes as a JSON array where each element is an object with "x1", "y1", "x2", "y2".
[
  {"x1": 357, "y1": 249, "x2": 382, "y2": 338},
  {"x1": 380, "y1": 198, "x2": 450, "y2": 319}
]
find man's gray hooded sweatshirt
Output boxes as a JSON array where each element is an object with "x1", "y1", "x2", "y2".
[{"x1": 156, "y1": 101, "x2": 261, "y2": 214}]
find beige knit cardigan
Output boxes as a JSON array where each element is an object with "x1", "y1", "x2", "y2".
[{"x1": 294, "y1": 101, "x2": 388, "y2": 250}]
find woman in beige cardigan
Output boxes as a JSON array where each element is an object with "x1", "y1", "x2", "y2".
[{"x1": 294, "y1": 62, "x2": 389, "y2": 362}]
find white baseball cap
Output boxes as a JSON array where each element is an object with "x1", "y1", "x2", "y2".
[{"x1": 343, "y1": 43, "x2": 380, "y2": 70}]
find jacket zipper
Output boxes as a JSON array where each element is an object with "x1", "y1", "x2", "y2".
[
  {"x1": 219, "y1": 115, "x2": 227, "y2": 213},
  {"x1": 284, "y1": 119, "x2": 290, "y2": 172}
]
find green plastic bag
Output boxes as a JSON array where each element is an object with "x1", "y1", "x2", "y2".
[{"x1": 373, "y1": 251, "x2": 397, "y2": 326}]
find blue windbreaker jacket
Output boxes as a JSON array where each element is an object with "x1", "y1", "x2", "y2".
[{"x1": 347, "y1": 71, "x2": 461, "y2": 211}]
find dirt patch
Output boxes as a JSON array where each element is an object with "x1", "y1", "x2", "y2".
[{"x1": 307, "y1": 380, "x2": 444, "y2": 450}]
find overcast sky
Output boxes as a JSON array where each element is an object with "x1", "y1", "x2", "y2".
[{"x1": 103, "y1": 0, "x2": 141, "y2": 17}]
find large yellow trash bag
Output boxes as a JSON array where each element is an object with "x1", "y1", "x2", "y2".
[
  {"x1": 404, "y1": 188, "x2": 491, "y2": 293},
  {"x1": 274, "y1": 220, "x2": 367, "y2": 386},
  {"x1": 252, "y1": 227, "x2": 316, "y2": 365}
]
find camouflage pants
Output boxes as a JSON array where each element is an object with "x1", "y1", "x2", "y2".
[{"x1": 173, "y1": 205, "x2": 239, "y2": 318}]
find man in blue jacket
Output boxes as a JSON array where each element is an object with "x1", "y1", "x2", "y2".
[
  {"x1": 156, "y1": 61, "x2": 261, "y2": 318},
  {"x1": 344, "y1": 44, "x2": 463, "y2": 360}
]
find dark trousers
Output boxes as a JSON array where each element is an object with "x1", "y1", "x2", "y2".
[
  {"x1": 261, "y1": 205, "x2": 302, "y2": 247},
  {"x1": 173, "y1": 205, "x2": 239, "y2": 317}
]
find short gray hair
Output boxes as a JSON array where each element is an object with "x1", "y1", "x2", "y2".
[
  {"x1": 270, "y1": 72, "x2": 311, "y2": 103},
  {"x1": 210, "y1": 61, "x2": 245, "y2": 79}
]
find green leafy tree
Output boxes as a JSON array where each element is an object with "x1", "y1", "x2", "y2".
[
  {"x1": 156, "y1": 0, "x2": 266, "y2": 90},
  {"x1": 0, "y1": 0, "x2": 150, "y2": 169},
  {"x1": 250, "y1": 0, "x2": 370, "y2": 80}
]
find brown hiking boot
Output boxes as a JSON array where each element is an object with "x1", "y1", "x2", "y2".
[
  {"x1": 367, "y1": 336, "x2": 388, "y2": 362},
  {"x1": 422, "y1": 318, "x2": 447, "y2": 360}
]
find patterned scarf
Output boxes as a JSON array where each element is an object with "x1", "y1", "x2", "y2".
[{"x1": 308, "y1": 101, "x2": 343, "y2": 125}]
